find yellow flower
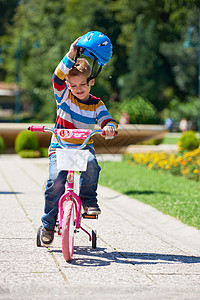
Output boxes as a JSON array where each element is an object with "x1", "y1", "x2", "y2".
[
  {"x1": 181, "y1": 168, "x2": 189, "y2": 176},
  {"x1": 147, "y1": 163, "x2": 153, "y2": 169},
  {"x1": 193, "y1": 169, "x2": 199, "y2": 174},
  {"x1": 165, "y1": 165, "x2": 171, "y2": 170}
]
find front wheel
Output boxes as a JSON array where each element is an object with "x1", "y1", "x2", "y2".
[{"x1": 62, "y1": 200, "x2": 76, "y2": 261}]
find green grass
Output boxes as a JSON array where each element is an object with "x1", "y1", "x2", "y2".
[
  {"x1": 162, "y1": 136, "x2": 179, "y2": 144},
  {"x1": 99, "y1": 160, "x2": 200, "y2": 230}
]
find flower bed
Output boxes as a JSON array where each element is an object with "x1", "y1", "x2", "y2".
[{"x1": 125, "y1": 148, "x2": 200, "y2": 181}]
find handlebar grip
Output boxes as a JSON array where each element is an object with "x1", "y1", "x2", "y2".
[
  {"x1": 28, "y1": 126, "x2": 45, "y2": 132},
  {"x1": 102, "y1": 130, "x2": 118, "y2": 139}
]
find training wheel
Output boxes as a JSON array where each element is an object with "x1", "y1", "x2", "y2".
[
  {"x1": 92, "y1": 230, "x2": 97, "y2": 249},
  {"x1": 36, "y1": 225, "x2": 42, "y2": 247}
]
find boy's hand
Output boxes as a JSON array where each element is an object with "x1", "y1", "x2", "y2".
[
  {"x1": 67, "y1": 37, "x2": 82, "y2": 60},
  {"x1": 102, "y1": 126, "x2": 115, "y2": 138}
]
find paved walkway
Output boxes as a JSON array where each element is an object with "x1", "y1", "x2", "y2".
[
  {"x1": 125, "y1": 144, "x2": 178, "y2": 153},
  {"x1": 0, "y1": 154, "x2": 200, "y2": 300}
]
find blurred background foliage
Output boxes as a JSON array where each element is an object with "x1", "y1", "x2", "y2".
[{"x1": 0, "y1": 0, "x2": 199, "y2": 125}]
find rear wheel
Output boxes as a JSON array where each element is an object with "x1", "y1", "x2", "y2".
[
  {"x1": 92, "y1": 230, "x2": 97, "y2": 249},
  {"x1": 62, "y1": 200, "x2": 76, "y2": 261}
]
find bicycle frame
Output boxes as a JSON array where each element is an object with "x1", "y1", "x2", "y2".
[
  {"x1": 30, "y1": 125, "x2": 117, "y2": 259},
  {"x1": 58, "y1": 171, "x2": 79, "y2": 230},
  {"x1": 58, "y1": 171, "x2": 93, "y2": 241}
]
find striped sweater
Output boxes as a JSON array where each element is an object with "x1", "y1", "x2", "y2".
[{"x1": 50, "y1": 54, "x2": 117, "y2": 150}]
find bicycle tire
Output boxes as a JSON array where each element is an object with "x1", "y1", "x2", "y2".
[
  {"x1": 92, "y1": 230, "x2": 97, "y2": 249},
  {"x1": 62, "y1": 200, "x2": 76, "y2": 261}
]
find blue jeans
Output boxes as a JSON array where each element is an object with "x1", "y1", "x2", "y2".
[{"x1": 41, "y1": 146, "x2": 101, "y2": 229}]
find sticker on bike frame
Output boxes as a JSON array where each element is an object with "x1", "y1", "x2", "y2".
[{"x1": 55, "y1": 129, "x2": 92, "y2": 140}]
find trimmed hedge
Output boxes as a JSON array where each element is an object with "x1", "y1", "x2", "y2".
[
  {"x1": 18, "y1": 150, "x2": 41, "y2": 158},
  {"x1": 178, "y1": 131, "x2": 199, "y2": 152},
  {"x1": 15, "y1": 130, "x2": 39, "y2": 153}
]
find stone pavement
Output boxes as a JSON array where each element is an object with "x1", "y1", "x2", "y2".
[
  {"x1": 125, "y1": 144, "x2": 178, "y2": 153},
  {"x1": 0, "y1": 154, "x2": 200, "y2": 300}
]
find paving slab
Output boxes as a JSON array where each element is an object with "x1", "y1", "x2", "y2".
[{"x1": 0, "y1": 154, "x2": 200, "y2": 300}]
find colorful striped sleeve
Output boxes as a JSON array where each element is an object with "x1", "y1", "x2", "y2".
[
  {"x1": 96, "y1": 100, "x2": 118, "y2": 129},
  {"x1": 52, "y1": 55, "x2": 75, "y2": 103}
]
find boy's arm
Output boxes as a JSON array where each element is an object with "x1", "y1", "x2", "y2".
[
  {"x1": 52, "y1": 56, "x2": 74, "y2": 92},
  {"x1": 66, "y1": 37, "x2": 81, "y2": 60},
  {"x1": 96, "y1": 100, "x2": 118, "y2": 137},
  {"x1": 52, "y1": 37, "x2": 81, "y2": 102}
]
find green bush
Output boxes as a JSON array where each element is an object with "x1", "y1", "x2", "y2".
[
  {"x1": 15, "y1": 130, "x2": 39, "y2": 153},
  {"x1": 18, "y1": 150, "x2": 41, "y2": 158},
  {"x1": 178, "y1": 130, "x2": 199, "y2": 152},
  {"x1": 139, "y1": 138, "x2": 163, "y2": 145},
  {"x1": 109, "y1": 96, "x2": 158, "y2": 124},
  {"x1": 40, "y1": 147, "x2": 48, "y2": 157},
  {"x1": 17, "y1": 148, "x2": 48, "y2": 158},
  {"x1": 0, "y1": 136, "x2": 5, "y2": 154}
]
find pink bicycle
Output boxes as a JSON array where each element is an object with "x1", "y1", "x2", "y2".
[{"x1": 28, "y1": 125, "x2": 116, "y2": 261}]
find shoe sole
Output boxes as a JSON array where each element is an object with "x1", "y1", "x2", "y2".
[
  {"x1": 87, "y1": 211, "x2": 101, "y2": 215},
  {"x1": 41, "y1": 238, "x2": 54, "y2": 247},
  {"x1": 41, "y1": 228, "x2": 54, "y2": 247}
]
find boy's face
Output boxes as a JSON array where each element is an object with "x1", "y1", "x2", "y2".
[{"x1": 67, "y1": 75, "x2": 94, "y2": 101}]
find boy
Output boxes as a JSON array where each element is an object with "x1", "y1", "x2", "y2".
[{"x1": 41, "y1": 37, "x2": 117, "y2": 245}]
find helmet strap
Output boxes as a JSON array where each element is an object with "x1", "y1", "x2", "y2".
[
  {"x1": 74, "y1": 48, "x2": 80, "y2": 63},
  {"x1": 87, "y1": 57, "x2": 102, "y2": 85}
]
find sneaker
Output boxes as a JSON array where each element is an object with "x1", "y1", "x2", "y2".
[
  {"x1": 41, "y1": 226, "x2": 54, "y2": 246},
  {"x1": 84, "y1": 205, "x2": 101, "y2": 215}
]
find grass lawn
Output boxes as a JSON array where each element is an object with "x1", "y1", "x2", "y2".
[
  {"x1": 162, "y1": 136, "x2": 179, "y2": 144},
  {"x1": 99, "y1": 160, "x2": 200, "y2": 230}
]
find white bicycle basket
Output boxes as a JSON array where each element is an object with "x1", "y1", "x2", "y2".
[{"x1": 56, "y1": 148, "x2": 89, "y2": 171}]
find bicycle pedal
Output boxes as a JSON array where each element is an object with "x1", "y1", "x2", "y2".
[{"x1": 82, "y1": 213, "x2": 98, "y2": 219}]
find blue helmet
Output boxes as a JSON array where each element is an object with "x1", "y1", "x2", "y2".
[{"x1": 76, "y1": 31, "x2": 113, "y2": 66}]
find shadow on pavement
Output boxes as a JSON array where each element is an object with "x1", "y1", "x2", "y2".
[
  {"x1": 51, "y1": 246, "x2": 200, "y2": 267},
  {"x1": 119, "y1": 252, "x2": 200, "y2": 265},
  {"x1": 0, "y1": 191, "x2": 22, "y2": 194}
]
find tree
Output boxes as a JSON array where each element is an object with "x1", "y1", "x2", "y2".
[
  {"x1": 2, "y1": 0, "x2": 68, "y2": 121},
  {"x1": 0, "y1": 0, "x2": 19, "y2": 80},
  {"x1": 119, "y1": 18, "x2": 174, "y2": 111},
  {"x1": 160, "y1": 8, "x2": 199, "y2": 99},
  {"x1": 111, "y1": 0, "x2": 199, "y2": 110},
  {"x1": 0, "y1": 0, "x2": 19, "y2": 36}
]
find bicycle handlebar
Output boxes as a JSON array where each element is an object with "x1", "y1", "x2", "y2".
[
  {"x1": 28, "y1": 126, "x2": 117, "y2": 149},
  {"x1": 28, "y1": 125, "x2": 45, "y2": 132}
]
